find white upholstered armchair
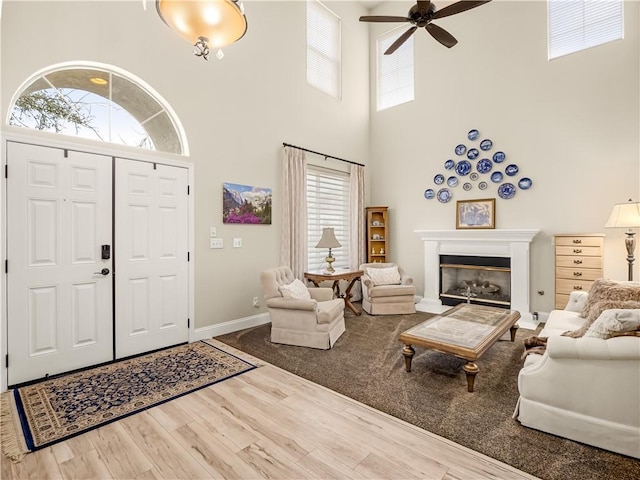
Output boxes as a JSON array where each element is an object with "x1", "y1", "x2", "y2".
[
  {"x1": 260, "y1": 266, "x2": 346, "y2": 349},
  {"x1": 359, "y1": 263, "x2": 416, "y2": 315}
]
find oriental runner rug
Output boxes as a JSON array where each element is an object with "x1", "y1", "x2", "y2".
[{"x1": 1, "y1": 340, "x2": 256, "y2": 461}]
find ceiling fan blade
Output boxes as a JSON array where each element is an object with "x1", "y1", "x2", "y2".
[
  {"x1": 426, "y1": 23, "x2": 458, "y2": 48},
  {"x1": 359, "y1": 16, "x2": 411, "y2": 23},
  {"x1": 384, "y1": 26, "x2": 418, "y2": 55},
  {"x1": 432, "y1": 0, "x2": 491, "y2": 20}
]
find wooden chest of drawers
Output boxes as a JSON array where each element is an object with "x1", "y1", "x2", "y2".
[{"x1": 554, "y1": 234, "x2": 605, "y2": 309}]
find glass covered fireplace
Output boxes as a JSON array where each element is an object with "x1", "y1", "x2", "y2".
[{"x1": 440, "y1": 255, "x2": 511, "y2": 308}]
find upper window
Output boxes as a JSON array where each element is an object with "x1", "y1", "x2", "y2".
[
  {"x1": 307, "y1": 1, "x2": 342, "y2": 98},
  {"x1": 307, "y1": 165, "x2": 351, "y2": 271},
  {"x1": 8, "y1": 65, "x2": 186, "y2": 155},
  {"x1": 548, "y1": 0, "x2": 624, "y2": 60},
  {"x1": 377, "y1": 28, "x2": 414, "y2": 111}
]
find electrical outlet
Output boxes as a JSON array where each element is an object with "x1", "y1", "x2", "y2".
[{"x1": 252, "y1": 296, "x2": 260, "y2": 307}]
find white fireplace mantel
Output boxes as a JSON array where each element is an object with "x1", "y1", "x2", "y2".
[{"x1": 414, "y1": 229, "x2": 540, "y2": 329}]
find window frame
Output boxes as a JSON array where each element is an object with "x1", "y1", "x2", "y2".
[
  {"x1": 306, "y1": 164, "x2": 351, "y2": 272},
  {"x1": 306, "y1": 0, "x2": 342, "y2": 99},
  {"x1": 376, "y1": 26, "x2": 415, "y2": 111},
  {"x1": 548, "y1": 0, "x2": 624, "y2": 60}
]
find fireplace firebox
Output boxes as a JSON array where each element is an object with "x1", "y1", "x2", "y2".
[{"x1": 440, "y1": 255, "x2": 511, "y2": 308}]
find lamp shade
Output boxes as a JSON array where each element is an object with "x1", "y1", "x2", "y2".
[
  {"x1": 316, "y1": 228, "x2": 341, "y2": 249},
  {"x1": 157, "y1": 0, "x2": 247, "y2": 48},
  {"x1": 605, "y1": 201, "x2": 640, "y2": 229}
]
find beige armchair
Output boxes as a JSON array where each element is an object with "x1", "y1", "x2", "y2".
[
  {"x1": 359, "y1": 262, "x2": 416, "y2": 315},
  {"x1": 260, "y1": 266, "x2": 346, "y2": 349}
]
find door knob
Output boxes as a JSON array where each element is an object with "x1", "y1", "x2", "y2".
[{"x1": 93, "y1": 268, "x2": 110, "y2": 276}]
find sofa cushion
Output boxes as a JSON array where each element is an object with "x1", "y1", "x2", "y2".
[
  {"x1": 580, "y1": 279, "x2": 640, "y2": 318},
  {"x1": 584, "y1": 309, "x2": 640, "y2": 339},
  {"x1": 366, "y1": 266, "x2": 401, "y2": 286},
  {"x1": 279, "y1": 279, "x2": 311, "y2": 300}
]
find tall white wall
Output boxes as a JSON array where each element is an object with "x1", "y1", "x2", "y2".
[
  {"x1": 368, "y1": 1, "x2": 640, "y2": 313},
  {"x1": 0, "y1": 1, "x2": 371, "y2": 328}
]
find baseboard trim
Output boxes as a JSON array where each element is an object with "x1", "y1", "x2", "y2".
[{"x1": 190, "y1": 313, "x2": 271, "y2": 342}]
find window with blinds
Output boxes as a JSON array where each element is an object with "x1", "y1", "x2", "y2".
[
  {"x1": 307, "y1": 1, "x2": 342, "y2": 98},
  {"x1": 377, "y1": 28, "x2": 414, "y2": 111},
  {"x1": 307, "y1": 165, "x2": 351, "y2": 271},
  {"x1": 548, "y1": 0, "x2": 623, "y2": 60}
]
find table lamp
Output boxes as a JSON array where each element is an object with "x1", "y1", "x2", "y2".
[
  {"x1": 316, "y1": 227, "x2": 341, "y2": 274},
  {"x1": 605, "y1": 199, "x2": 640, "y2": 281}
]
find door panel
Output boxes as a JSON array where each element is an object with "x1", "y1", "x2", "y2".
[
  {"x1": 7, "y1": 143, "x2": 113, "y2": 385},
  {"x1": 115, "y1": 159, "x2": 189, "y2": 358}
]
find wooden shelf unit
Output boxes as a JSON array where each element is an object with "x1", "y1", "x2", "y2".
[
  {"x1": 554, "y1": 233, "x2": 604, "y2": 309},
  {"x1": 366, "y1": 206, "x2": 388, "y2": 263}
]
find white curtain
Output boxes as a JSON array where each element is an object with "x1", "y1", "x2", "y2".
[
  {"x1": 349, "y1": 163, "x2": 366, "y2": 301},
  {"x1": 280, "y1": 147, "x2": 308, "y2": 279}
]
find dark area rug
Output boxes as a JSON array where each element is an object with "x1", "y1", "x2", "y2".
[
  {"x1": 216, "y1": 307, "x2": 640, "y2": 480},
  {"x1": 1, "y1": 340, "x2": 255, "y2": 461}
]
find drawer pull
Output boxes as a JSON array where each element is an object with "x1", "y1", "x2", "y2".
[
  {"x1": 573, "y1": 272, "x2": 582, "y2": 277},
  {"x1": 573, "y1": 286, "x2": 583, "y2": 290},
  {"x1": 573, "y1": 259, "x2": 583, "y2": 264},
  {"x1": 572, "y1": 239, "x2": 582, "y2": 244},
  {"x1": 573, "y1": 248, "x2": 582, "y2": 254}
]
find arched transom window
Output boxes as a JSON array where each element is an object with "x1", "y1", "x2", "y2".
[{"x1": 8, "y1": 65, "x2": 187, "y2": 155}]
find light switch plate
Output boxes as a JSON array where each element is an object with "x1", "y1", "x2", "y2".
[
  {"x1": 210, "y1": 227, "x2": 217, "y2": 237},
  {"x1": 233, "y1": 238, "x2": 242, "y2": 248},
  {"x1": 210, "y1": 238, "x2": 223, "y2": 249}
]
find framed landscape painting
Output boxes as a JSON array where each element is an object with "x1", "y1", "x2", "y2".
[
  {"x1": 456, "y1": 198, "x2": 495, "y2": 229},
  {"x1": 223, "y1": 182, "x2": 272, "y2": 224}
]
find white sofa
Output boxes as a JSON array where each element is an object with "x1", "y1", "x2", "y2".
[{"x1": 514, "y1": 291, "x2": 640, "y2": 458}]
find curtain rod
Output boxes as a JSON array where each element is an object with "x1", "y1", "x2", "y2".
[{"x1": 282, "y1": 142, "x2": 364, "y2": 167}]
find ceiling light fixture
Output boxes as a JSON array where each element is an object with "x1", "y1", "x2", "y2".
[
  {"x1": 156, "y1": 0, "x2": 247, "y2": 61},
  {"x1": 89, "y1": 77, "x2": 108, "y2": 85}
]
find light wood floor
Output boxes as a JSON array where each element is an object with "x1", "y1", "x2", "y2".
[{"x1": 2, "y1": 341, "x2": 538, "y2": 480}]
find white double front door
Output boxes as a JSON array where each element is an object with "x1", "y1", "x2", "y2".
[{"x1": 6, "y1": 142, "x2": 189, "y2": 385}]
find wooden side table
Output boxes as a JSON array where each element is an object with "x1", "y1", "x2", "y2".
[{"x1": 304, "y1": 269, "x2": 364, "y2": 316}]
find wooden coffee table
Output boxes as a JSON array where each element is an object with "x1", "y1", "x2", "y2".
[
  {"x1": 304, "y1": 269, "x2": 364, "y2": 315},
  {"x1": 399, "y1": 303, "x2": 520, "y2": 392}
]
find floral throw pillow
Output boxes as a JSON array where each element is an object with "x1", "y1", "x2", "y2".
[
  {"x1": 279, "y1": 279, "x2": 311, "y2": 299},
  {"x1": 564, "y1": 299, "x2": 640, "y2": 338},
  {"x1": 584, "y1": 309, "x2": 640, "y2": 339}
]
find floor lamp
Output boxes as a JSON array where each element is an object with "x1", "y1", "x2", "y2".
[{"x1": 605, "y1": 199, "x2": 640, "y2": 281}]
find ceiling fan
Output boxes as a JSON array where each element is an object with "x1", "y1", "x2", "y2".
[{"x1": 360, "y1": 0, "x2": 491, "y2": 55}]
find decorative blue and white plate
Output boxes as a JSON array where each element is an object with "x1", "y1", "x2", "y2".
[
  {"x1": 476, "y1": 158, "x2": 493, "y2": 174},
  {"x1": 467, "y1": 148, "x2": 480, "y2": 160},
  {"x1": 480, "y1": 139, "x2": 493, "y2": 151},
  {"x1": 447, "y1": 176, "x2": 458, "y2": 187},
  {"x1": 505, "y1": 164, "x2": 519, "y2": 176},
  {"x1": 498, "y1": 183, "x2": 516, "y2": 199},
  {"x1": 424, "y1": 188, "x2": 435, "y2": 199},
  {"x1": 437, "y1": 188, "x2": 452, "y2": 203},
  {"x1": 444, "y1": 159, "x2": 455, "y2": 170},
  {"x1": 434, "y1": 173, "x2": 445, "y2": 185},
  {"x1": 455, "y1": 160, "x2": 472, "y2": 176},
  {"x1": 468, "y1": 129, "x2": 479, "y2": 141},
  {"x1": 493, "y1": 151, "x2": 506, "y2": 163},
  {"x1": 518, "y1": 177, "x2": 533, "y2": 190},
  {"x1": 478, "y1": 181, "x2": 488, "y2": 190},
  {"x1": 463, "y1": 182, "x2": 472, "y2": 191},
  {"x1": 455, "y1": 144, "x2": 467, "y2": 156},
  {"x1": 470, "y1": 172, "x2": 479, "y2": 181},
  {"x1": 490, "y1": 171, "x2": 503, "y2": 183}
]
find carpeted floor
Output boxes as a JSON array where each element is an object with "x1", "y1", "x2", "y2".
[{"x1": 216, "y1": 307, "x2": 640, "y2": 480}]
